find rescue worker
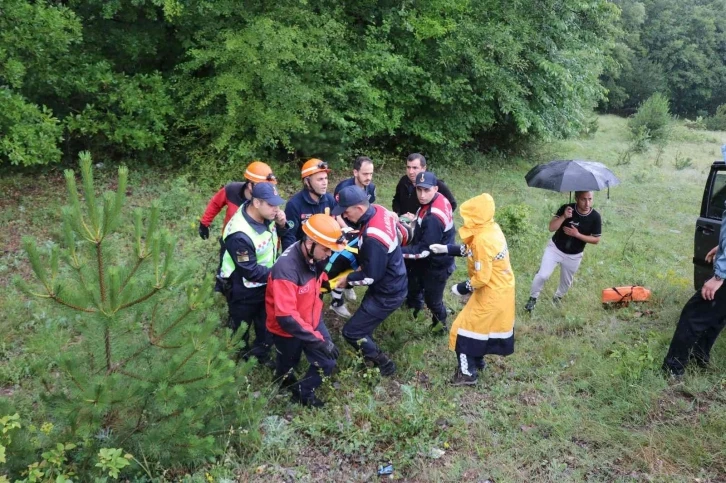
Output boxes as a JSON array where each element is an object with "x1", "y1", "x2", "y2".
[
  {"x1": 430, "y1": 193, "x2": 515, "y2": 385},
  {"x1": 281, "y1": 159, "x2": 337, "y2": 251},
  {"x1": 221, "y1": 182, "x2": 288, "y2": 367},
  {"x1": 392, "y1": 153, "x2": 457, "y2": 220},
  {"x1": 266, "y1": 214, "x2": 345, "y2": 407},
  {"x1": 333, "y1": 155, "x2": 376, "y2": 203},
  {"x1": 524, "y1": 191, "x2": 602, "y2": 312},
  {"x1": 332, "y1": 186, "x2": 408, "y2": 376},
  {"x1": 663, "y1": 230, "x2": 726, "y2": 376},
  {"x1": 198, "y1": 161, "x2": 277, "y2": 290},
  {"x1": 401, "y1": 172, "x2": 455, "y2": 333}
]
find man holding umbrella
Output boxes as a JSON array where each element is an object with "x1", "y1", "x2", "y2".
[{"x1": 524, "y1": 190, "x2": 601, "y2": 312}]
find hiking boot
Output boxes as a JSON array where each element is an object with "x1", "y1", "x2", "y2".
[
  {"x1": 552, "y1": 296, "x2": 562, "y2": 306},
  {"x1": 331, "y1": 303, "x2": 352, "y2": 319},
  {"x1": 451, "y1": 369, "x2": 477, "y2": 386},
  {"x1": 291, "y1": 392, "x2": 325, "y2": 408},
  {"x1": 524, "y1": 297, "x2": 537, "y2": 312},
  {"x1": 344, "y1": 288, "x2": 357, "y2": 301},
  {"x1": 366, "y1": 352, "x2": 397, "y2": 377}
]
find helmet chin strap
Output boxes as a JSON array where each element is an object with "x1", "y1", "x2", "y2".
[
  {"x1": 303, "y1": 239, "x2": 318, "y2": 267},
  {"x1": 304, "y1": 178, "x2": 324, "y2": 198}
]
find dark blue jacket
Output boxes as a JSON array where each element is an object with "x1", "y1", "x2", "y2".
[
  {"x1": 334, "y1": 177, "x2": 376, "y2": 204},
  {"x1": 401, "y1": 193, "x2": 455, "y2": 273},
  {"x1": 282, "y1": 189, "x2": 336, "y2": 250},
  {"x1": 347, "y1": 205, "x2": 407, "y2": 297}
]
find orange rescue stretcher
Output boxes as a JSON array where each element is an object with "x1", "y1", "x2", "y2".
[{"x1": 601, "y1": 286, "x2": 651, "y2": 305}]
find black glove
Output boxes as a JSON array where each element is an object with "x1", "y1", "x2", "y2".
[
  {"x1": 309, "y1": 339, "x2": 339, "y2": 359},
  {"x1": 198, "y1": 222, "x2": 210, "y2": 240}
]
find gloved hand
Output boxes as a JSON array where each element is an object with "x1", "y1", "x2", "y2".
[
  {"x1": 451, "y1": 281, "x2": 472, "y2": 296},
  {"x1": 429, "y1": 244, "x2": 447, "y2": 255},
  {"x1": 309, "y1": 339, "x2": 340, "y2": 359},
  {"x1": 198, "y1": 222, "x2": 210, "y2": 240}
]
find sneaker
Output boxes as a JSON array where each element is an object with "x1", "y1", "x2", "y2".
[
  {"x1": 451, "y1": 369, "x2": 477, "y2": 386},
  {"x1": 524, "y1": 297, "x2": 537, "y2": 312},
  {"x1": 291, "y1": 392, "x2": 325, "y2": 408},
  {"x1": 331, "y1": 303, "x2": 352, "y2": 318},
  {"x1": 344, "y1": 288, "x2": 357, "y2": 301},
  {"x1": 367, "y1": 352, "x2": 397, "y2": 377}
]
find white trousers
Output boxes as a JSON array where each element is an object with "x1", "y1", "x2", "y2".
[{"x1": 530, "y1": 240, "x2": 584, "y2": 299}]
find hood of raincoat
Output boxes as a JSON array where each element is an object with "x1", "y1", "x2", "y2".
[{"x1": 458, "y1": 193, "x2": 495, "y2": 245}]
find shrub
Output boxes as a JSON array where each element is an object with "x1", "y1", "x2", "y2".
[
  {"x1": 14, "y1": 152, "x2": 265, "y2": 473},
  {"x1": 704, "y1": 104, "x2": 726, "y2": 131},
  {"x1": 496, "y1": 204, "x2": 536, "y2": 246},
  {"x1": 628, "y1": 92, "x2": 672, "y2": 142}
]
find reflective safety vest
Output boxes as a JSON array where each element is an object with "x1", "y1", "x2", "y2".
[
  {"x1": 416, "y1": 193, "x2": 454, "y2": 232},
  {"x1": 359, "y1": 204, "x2": 399, "y2": 254},
  {"x1": 220, "y1": 207, "x2": 278, "y2": 288}
]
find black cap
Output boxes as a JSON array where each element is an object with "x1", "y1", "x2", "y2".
[
  {"x1": 415, "y1": 171, "x2": 437, "y2": 188},
  {"x1": 251, "y1": 182, "x2": 285, "y2": 206},
  {"x1": 331, "y1": 185, "x2": 368, "y2": 216}
]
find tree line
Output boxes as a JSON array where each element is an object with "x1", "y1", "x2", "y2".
[{"x1": 1, "y1": 0, "x2": 724, "y2": 169}]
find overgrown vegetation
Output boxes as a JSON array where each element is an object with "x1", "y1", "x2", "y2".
[{"x1": 2, "y1": 115, "x2": 725, "y2": 480}]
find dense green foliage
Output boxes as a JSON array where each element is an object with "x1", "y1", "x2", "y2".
[
  {"x1": 7, "y1": 154, "x2": 263, "y2": 475},
  {"x1": 601, "y1": 0, "x2": 726, "y2": 117},
  {"x1": 1, "y1": 0, "x2": 618, "y2": 167}
]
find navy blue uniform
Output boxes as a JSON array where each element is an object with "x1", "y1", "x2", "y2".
[
  {"x1": 402, "y1": 193, "x2": 455, "y2": 327},
  {"x1": 341, "y1": 205, "x2": 407, "y2": 358},
  {"x1": 334, "y1": 177, "x2": 376, "y2": 204},
  {"x1": 282, "y1": 190, "x2": 336, "y2": 251},
  {"x1": 223, "y1": 204, "x2": 285, "y2": 363}
]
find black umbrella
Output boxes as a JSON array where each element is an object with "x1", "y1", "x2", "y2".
[{"x1": 525, "y1": 159, "x2": 620, "y2": 198}]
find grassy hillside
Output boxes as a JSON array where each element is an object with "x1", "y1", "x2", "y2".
[{"x1": 1, "y1": 115, "x2": 725, "y2": 481}]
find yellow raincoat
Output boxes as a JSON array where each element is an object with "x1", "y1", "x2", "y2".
[{"x1": 449, "y1": 193, "x2": 515, "y2": 356}]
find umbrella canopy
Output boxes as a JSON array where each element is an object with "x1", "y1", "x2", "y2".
[{"x1": 525, "y1": 160, "x2": 620, "y2": 193}]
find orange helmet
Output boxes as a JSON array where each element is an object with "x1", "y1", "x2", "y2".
[
  {"x1": 245, "y1": 161, "x2": 277, "y2": 184},
  {"x1": 302, "y1": 214, "x2": 345, "y2": 251},
  {"x1": 300, "y1": 158, "x2": 330, "y2": 179}
]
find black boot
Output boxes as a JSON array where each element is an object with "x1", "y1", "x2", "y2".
[
  {"x1": 366, "y1": 352, "x2": 397, "y2": 376},
  {"x1": 524, "y1": 297, "x2": 537, "y2": 312}
]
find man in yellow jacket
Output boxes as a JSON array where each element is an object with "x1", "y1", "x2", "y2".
[{"x1": 430, "y1": 193, "x2": 515, "y2": 385}]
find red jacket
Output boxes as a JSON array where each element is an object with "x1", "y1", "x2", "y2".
[
  {"x1": 200, "y1": 182, "x2": 249, "y2": 233},
  {"x1": 266, "y1": 242, "x2": 328, "y2": 342}
]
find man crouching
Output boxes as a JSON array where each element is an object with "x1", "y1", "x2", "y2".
[{"x1": 266, "y1": 214, "x2": 346, "y2": 407}]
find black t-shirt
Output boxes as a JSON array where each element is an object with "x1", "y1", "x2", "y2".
[{"x1": 551, "y1": 203, "x2": 601, "y2": 255}]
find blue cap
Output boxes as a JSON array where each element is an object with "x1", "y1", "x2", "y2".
[
  {"x1": 251, "y1": 182, "x2": 285, "y2": 206},
  {"x1": 331, "y1": 185, "x2": 368, "y2": 216},
  {"x1": 415, "y1": 171, "x2": 437, "y2": 189}
]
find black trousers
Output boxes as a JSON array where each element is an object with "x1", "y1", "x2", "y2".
[
  {"x1": 274, "y1": 322, "x2": 336, "y2": 400},
  {"x1": 342, "y1": 291, "x2": 406, "y2": 358},
  {"x1": 227, "y1": 286, "x2": 272, "y2": 361},
  {"x1": 406, "y1": 266, "x2": 453, "y2": 324},
  {"x1": 456, "y1": 352, "x2": 486, "y2": 377},
  {"x1": 663, "y1": 287, "x2": 726, "y2": 375}
]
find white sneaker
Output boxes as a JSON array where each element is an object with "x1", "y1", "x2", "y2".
[
  {"x1": 331, "y1": 303, "x2": 352, "y2": 319},
  {"x1": 344, "y1": 288, "x2": 357, "y2": 301}
]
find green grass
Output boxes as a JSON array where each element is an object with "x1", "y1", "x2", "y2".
[{"x1": 2, "y1": 115, "x2": 726, "y2": 481}]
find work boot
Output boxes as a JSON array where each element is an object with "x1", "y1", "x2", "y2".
[
  {"x1": 451, "y1": 369, "x2": 477, "y2": 386},
  {"x1": 331, "y1": 303, "x2": 352, "y2": 319},
  {"x1": 291, "y1": 391, "x2": 325, "y2": 408},
  {"x1": 366, "y1": 352, "x2": 396, "y2": 376},
  {"x1": 524, "y1": 297, "x2": 537, "y2": 312},
  {"x1": 344, "y1": 288, "x2": 357, "y2": 301}
]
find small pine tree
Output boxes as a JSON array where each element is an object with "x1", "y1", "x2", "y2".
[{"x1": 16, "y1": 152, "x2": 264, "y2": 469}]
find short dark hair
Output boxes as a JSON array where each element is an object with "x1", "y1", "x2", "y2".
[
  {"x1": 575, "y1": 191, "x2": 591, "y2": 199},
  {"x1": 406, "y1": 153, "x2": 427, "y2": 167},
  {"x1": 353, "y1": 156, "x2": 373, "y2": 171}
]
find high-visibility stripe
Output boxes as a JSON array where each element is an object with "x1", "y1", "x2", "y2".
[
  {"x1": 457, "y1": 327, "x2": 514, "y2": 340},
  {"x1": 366, "y1": 227, "x2": 397, "y2": 253},
  {"x1": 305, "y1": 222, "x2": 339, "y2": 245},
  {"x1": 430, "y1": 207, "x2": 454, "y2": 231},
  {"x1": 245, "y1": 169, "x2": 267, "y2": 182},
  {"x1": 301, "y1": 165, "x2": 328, "y2": 177}
]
